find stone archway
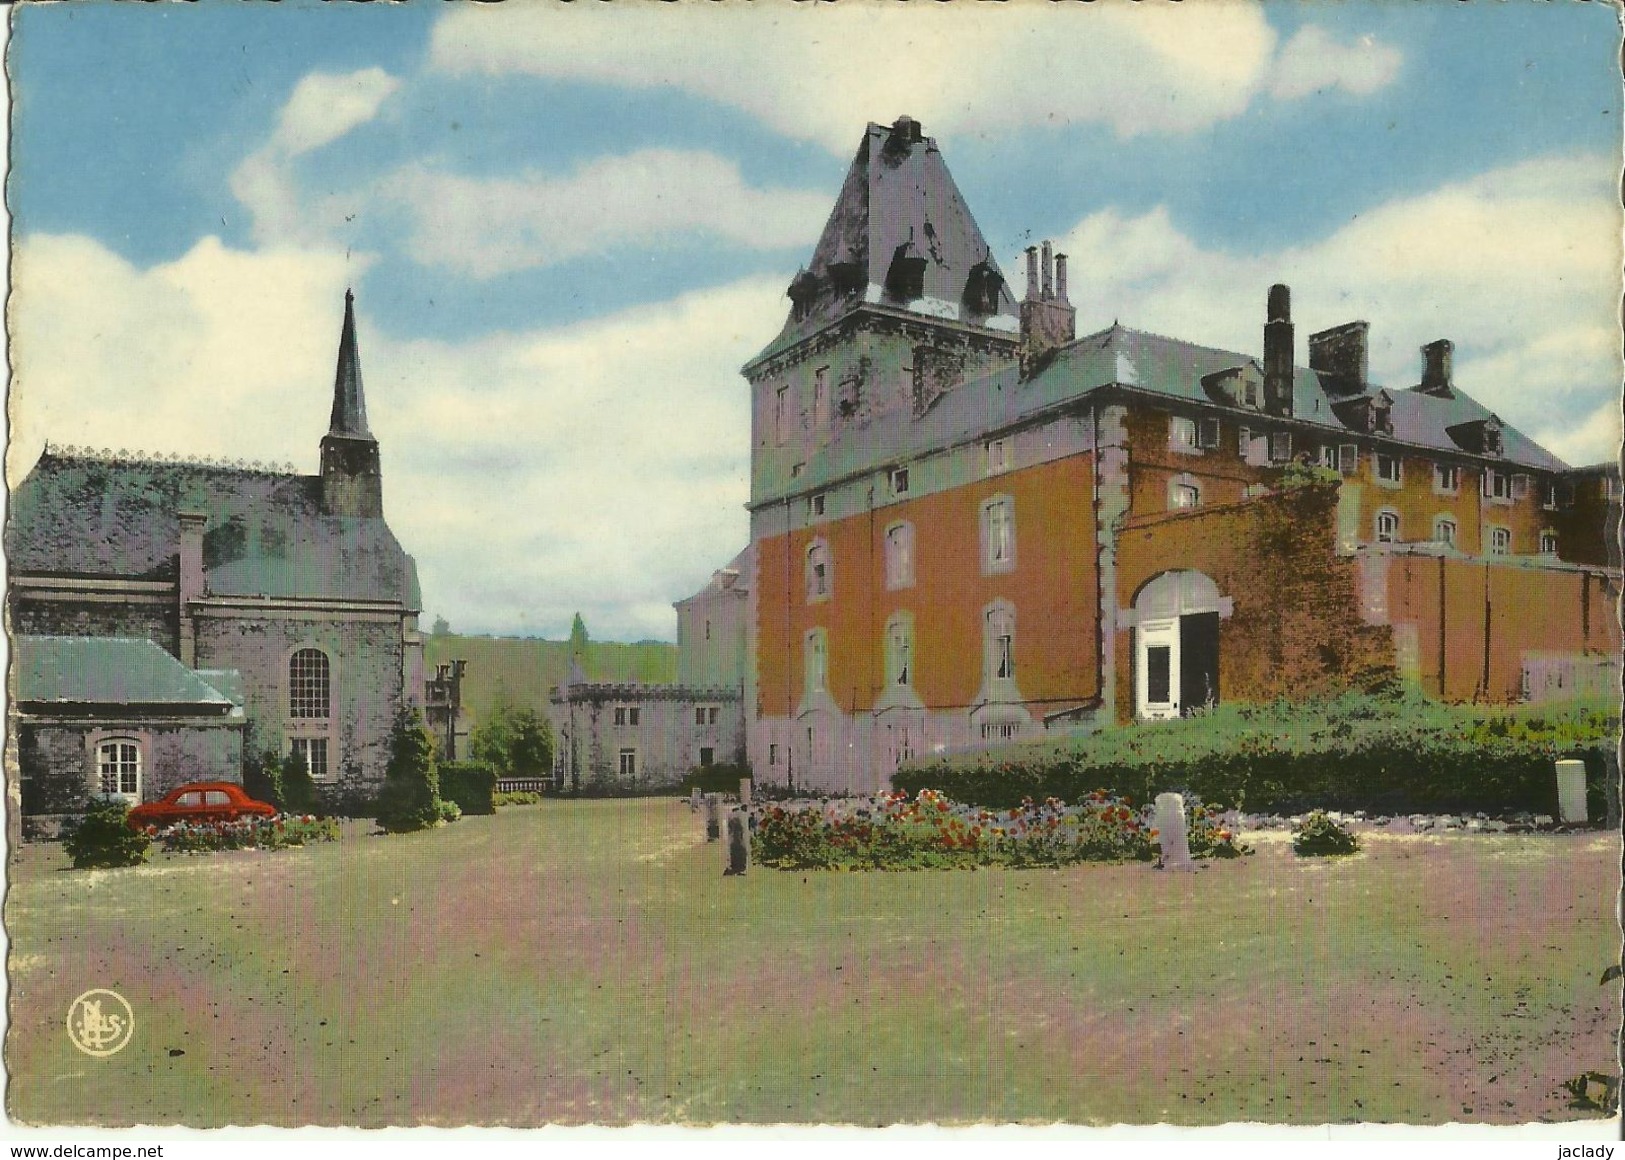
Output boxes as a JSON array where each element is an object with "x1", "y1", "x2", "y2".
[{"x1": 1133, "y1": 570, "x2": 1222, "y2": 720}]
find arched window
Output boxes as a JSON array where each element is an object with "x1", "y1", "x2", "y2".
[
  {"x1": 805, "y1": 540, "x2": 832, "y2": 603},
  {"x1": 885, "y1": 522, "x2": 915, "y2": 590},
  {"x1": 1539, "y1": 530, "x2": 1559, "y2": 556},
  {"x1": 1375, "y1": 510, "x2": 1400, "y2": 544},
  {"x1": 1434, "y1": 517, "x2": 1457, "y2": 547},
  {"x1": 96, "y1": 738, "x2": 141, "y2": 801},
  {"x1": 885, "y1": 613, "x2": 914, "y2": 688},
  {"x1": 1489, "y1": 527, "x2": 1512, "y2": 555},
  {"x1": 289, "y1": 648, "x2": 331, "y2": 719},
  {"x1": 804, "y1": 628, "x2": 829, "y2": 696},
  {"x1": 984, "y1": 603, "x2": 1016, "y2": 686},
  {"x1": 980, "y1": 496, "x2": 1015, "y2": 574}
]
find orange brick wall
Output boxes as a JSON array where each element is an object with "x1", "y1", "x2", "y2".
[{"x1": 755, "y1": 454, "x2": 1101, "y2": 719}]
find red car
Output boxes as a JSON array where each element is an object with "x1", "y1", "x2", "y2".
[{"x1": 126, "y1": 782, "x2": 277, "y2": 830}]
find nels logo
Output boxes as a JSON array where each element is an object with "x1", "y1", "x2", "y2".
[{"x1": 66, "y1": 989, "x2": 134, "y2": 1058}]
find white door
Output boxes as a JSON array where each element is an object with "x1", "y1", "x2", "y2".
[{"x1": 1137, "y1": 618, "x2": 1181, "y2": 720}]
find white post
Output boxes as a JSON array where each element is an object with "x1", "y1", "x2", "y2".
[
  {"x1": 1556, "y1": 760, "x2": 1588, "y2": 824},
  {"x1": 739, "y1": 777, "x2": 752, "y2": 806},
  {"x1": 1154, "y1": 792, "x2": 1196, "y2": 870}
]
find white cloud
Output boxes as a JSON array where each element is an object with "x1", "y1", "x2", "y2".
[
  {"x1": 272, "y1": 67, "x2": 400, "y2": 158},
  {"x1": 390, "y1": 150, "x2": 830, "y2": 278},
  {"x1": 231, "y1": 68, "x2": 398, "y2": 247},
  {"x1": 1271, "y1": 26, "x2": 1403, "y2": 101},
  {"x1": 1054, "y1": 154, "x2": 1623, "y2": 465},
  {"x1": 9, "y1": 232, "x2": 777, "y2": 640},
  {"x1": 428, "y1": 2, "x2": 1282, "y2": 150}
]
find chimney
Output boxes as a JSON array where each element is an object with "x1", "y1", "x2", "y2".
[
  {"x1": 1019, "y1": 238, "x2": 1077, "y2": 377},
  {"x1": 1419, "y1": 339, "x2": 1454, "y2": 398},
  {"x1": 177, "y1": 511, "x2": 206, "y2": 667},
  {"x1": 1054, "y1": 253, "x2": 1069, "y2": 305},
  {"x1": 1262, "y1": 283, "x2": 1294, "y2": 417},
  {"x1": 1308, "y1": 320, "x2": 1369, "y2": 395}
]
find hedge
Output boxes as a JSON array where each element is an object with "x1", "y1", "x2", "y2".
[
  {"x1": 894, "y1": 693, "x2": 1617, "y2": 818},
  {"x1": 681, "y1": 762, "x2": 752, "y2": 797},
  {"x1": 439, "y1": 761, "x2": 498, "y2": 816}
]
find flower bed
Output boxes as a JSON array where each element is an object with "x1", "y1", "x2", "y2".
[
  {"x1": 752, "y1": 789, "x2": 1248, "y2": 870},
  {"x1": 150, "y1": 814, "x2": 340, "y2": 854}
]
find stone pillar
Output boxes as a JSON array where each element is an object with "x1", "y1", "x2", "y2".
[
  {"x1": 1154, "y1": 792, "x2": 1196, "y2": 870},
  {"x1": 705, "y1": 793, "x2": 721, "y2": 841},
  {"x1": 739, "y1": 777, "x2": 752, "y2": 806},
  {"x1": 724, "y1": 811, "x2": 749, "y2": 876},
  {"x1": 1556, "y1": 759, "x2": 1589, "y2": 824},
  {"x1": 690, "y1": 787, "x2": 701, "y2": 812}
]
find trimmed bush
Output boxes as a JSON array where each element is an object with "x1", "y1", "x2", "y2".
[
  {"x1": 63, "y1": 798, "x2": 150, "y2": 869},
  {"x1": 681, "y1": 762, "x2": 751, "y2": 797},
  {"x1": 494, "y1": 790, "x2": 544, "y2": 807},
  {"x1": 1293, "y1": 810, "x2": 1360, "y2": 857},
  {"x1": 439, "y1": 761, "x2": 498, "y2": 816},
  {"x1": 894, "y1": 693, "x2": 1615, "y2": 817},
  {"x1": 281, "y1": 750, "x2": 320, "y2": 816},
  {"x1": 376, "y1": 710, "x2": 451, "y2": 833},
  {"x1": 243, "y1": 749, "x2": 286, "y2": 812}
]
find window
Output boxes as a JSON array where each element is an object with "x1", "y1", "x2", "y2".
[
  {"x1": 886, "y1": 614, "x2": 913, "y2": 688},
  {"x1": 1242, "y1": 378, "x2": 1261, "y2": 409},
  {"x1": 1269, "y1": 432, "x2": 1293, "y2": 463},
  {"x1": 289, "y1": 648, "x2": 330, "y2": 719},
  {"x1": 806, "y1": 540, "x2": 832, "y2": 602},
  {"x1": 705, "y1": 620, "x2": 711, "y2": 641},
  {"x1": 1434, "y1": 517, "x2": 1457, "y2": 546},
  {"x1": 693, "y1": 705, "x2": 718, "y2": 726},
  {"x1": 1238, "y1": 427, "x2": 1251, "y2": 459},
  {"x1": 813, "y1": 366, "x2": 830, "y2": 429},
  {"x1": 1540, "y1": 531, "x2": 1558, "y2": 555},
  {"x1": 769, "y1": 743, "x2": 779, "y2": 766},
  {"x1": 1376, "y1": 453, "x2": 1401, "y2": 485},
  {"x1": 884, "y1": 522, "x2": 915, "y2": 590},
  {"x1": 1375, "y1": 510, "x2": 1400, "y2": 543},
  {"x1": 985, "y1": 604, "x2": 1015, "y2": 686},
  {"x1": 1338, "y1": 444, "x2": 1359, "y2": 475},
  {"x1": 619, "y1": 748, "x2": 638, "y2": 779},
  {"x1": 1198, "y1": 417, "x2": 1221, "y2": 450},
  {"x1": 699, "y1": 747, "x2": 715, "y2": 767},
  {"x1": 96, "y1": 739, "x2": 141, "y2": 800},
  {"x1": 1170, "y1": 416, "x2": 1198, "y2": 451},
  {"x1": 290, "y1": 737, "x2": 330, "y2": 781},
  {"x1": 1483, "y1": 470, "x2": 1512, "y2": 501},
  {"x1": 981, "y1": 497, "x2": 1015, "y2": 574},
  {"x1": 1317, "y1": 445, "x2": 1339, "y2": 470},
  {"x1": 1170, "y1": 481, "x2": 1200, "y2": 510},
  {"x1": 774, "y1": 386, "x2": 788, "y2": 445},
  {"x1": 889, "y1": 466, "x2": 910, "y2": 496},
  {"x1": 985, "y1": 438, "x2": 1009, "y2": 476},
  {"x1": 614, "y1": 705, "x2": 640, "y2": 727},
  {"x1": 981, "y1": 722, "x2": 1020, "y2": 742},
  {"x1": 1541, "y1": 480, "x2": 1562, "y2": 510},
  {"x1": 204, "y1": 790, "x2": 231, "y2": 806},
  {"x1": 790, "y1": 462, "x2": 805, "y2": 479},
  {"x1": 809, "y1": 493, "x2": 826, "y2": 518},
  {"x1": 1511, "y1": 473, "x2": 1531, "y2": 500},
  {"x1": 804, "y1": 629, "x2": 828, "y2": 695},
  {"x1": 1435, "y1": 464, "x2": 1461, "y2": 494},
  {"x1": 1489, "y1": 527, "x2": 1511, "y2": 555}
]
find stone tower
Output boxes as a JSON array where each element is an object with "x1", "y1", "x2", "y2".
[{"x1": 319, "y1": 289, "x2": 384, "y2": 519}]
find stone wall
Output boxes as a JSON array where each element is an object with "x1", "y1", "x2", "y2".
[
  {"x1": 18, "y1": 718, "x2": 245, "y2": 817},
  {"x1": 549, "y1": 685, "x2": 744, "y2": 792}
]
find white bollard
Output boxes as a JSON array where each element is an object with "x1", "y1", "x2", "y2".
[
  {"x1": 1154, "y1": 792, "x2": 1196, "y2": 871},
  {"x1": 1556, "y1": 759, "x2": 1589, "y2": 824}
]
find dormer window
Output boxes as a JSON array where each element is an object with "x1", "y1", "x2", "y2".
[
  {"x1": 885, "y1": 240, "x2": 927, "y2": 302},
  {"x1": 963, "y1": 261, "x2": 1005, "y2": 317},
  {"x1": 889, "y1": 466, "x2": 910, "y2": 496}
]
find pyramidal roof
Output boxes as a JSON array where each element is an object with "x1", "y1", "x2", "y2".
[
  {"x1": 751, "y1": 117, "x2": 1018, "y2": 367},
  {"x1": 328, "y1": 288, "x2": 373, "y2": 440}
]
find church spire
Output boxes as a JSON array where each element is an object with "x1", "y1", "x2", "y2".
[{"x1": 328, "y1": 288, "x2": 373, "y2": 439}]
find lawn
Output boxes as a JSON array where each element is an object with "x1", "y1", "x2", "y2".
[{"x1": 5, "y1": 799, "x2": 1618, "y2": 1126}]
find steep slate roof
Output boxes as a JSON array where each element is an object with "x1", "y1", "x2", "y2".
[
  {"x1": 328, "y1": 289, "x2": 372, "y2": 439},
  {"x1": 755, "y1": 324, "x2": 1567, "y2": 505},
  {"x1": 15, "y1": 635, "x2": 237, "y2": 710},
  {"x1": 7, "y1": 453, "x2": 422, "y2": 606},
  {"x1": 750, "y1": 117, "x2": 1018, "y2": 367},
  {"x1": 675, "y1": 545, "x2": 752, "y2": 607}
]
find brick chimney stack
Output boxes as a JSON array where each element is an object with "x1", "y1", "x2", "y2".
[
  {"x1": 1308, "y1": 320, "x2": 1370, "y2": 396},
  {"x1": 1262, "y1": 283, "x2": 1295, "y2": 417},
  {"x1": 1419, "y1": 339, "x2": 1455, "y2": 398},
  {"x1": 1019, "y1": 239, "x2": 1077, "y2": 376},
  {"x1": 177, "y1": 511, "x2": 206, "y2": 666}
]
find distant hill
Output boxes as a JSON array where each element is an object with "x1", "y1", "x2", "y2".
[{"x1": 423, "y1": 634, "x2": 678, "y2": 723}]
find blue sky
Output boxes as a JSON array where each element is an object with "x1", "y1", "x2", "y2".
[{"x1": 9, "y1": 1, "x2": 1621, "y2": 640}]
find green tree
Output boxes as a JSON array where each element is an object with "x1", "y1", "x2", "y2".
[
  {"x1": 282, "y1": 749, "x2": 319, "y2": 816},
  {"x1": 64, "y1": 798, "x2": 151, "y2": 869},
  {"x1": 471, "y1": 701, "x2": 555, "y2": 780},
  {"x1": 568, "y1": 613, "x2": 589, "y2": 665},
  {"x1": 431, "y1": 616, "x2": 451, "y2": 636},
  {"x1": 243, "y1": 748, "x2": 286, "y2": 811},
  {"x1": 376, "y1": 708, "x2": 457, "y2": 832}
]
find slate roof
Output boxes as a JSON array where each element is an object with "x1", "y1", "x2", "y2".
[
  {"x1": 749, "y1": 118, "x2": 1018, "y2": 368},
  {"x1": 7, "y1": 453, "x2": 422, "y2": 606},
  {"x1": 752, "y1": 324, "x2": 1569, "y2": 507},
  {"x1": 329, "y1": 288, "x2": 372, "y2": 440},
  {"x1": 675, "y1": 546, "x2": 752, "y2": 607},
  {"x1": 15, "y1": 635, "x2": 238, "y2": 710}
]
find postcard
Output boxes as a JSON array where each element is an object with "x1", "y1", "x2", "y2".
[{"x1": 3, "y1": 0, "x2": 1621, "y2": 1139}]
